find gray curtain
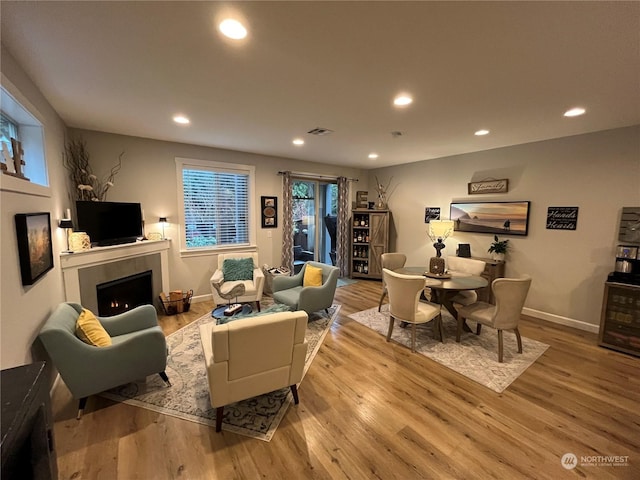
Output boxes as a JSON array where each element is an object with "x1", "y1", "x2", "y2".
[
  {"x1": 336, "y1": 177, "x2": 350, "y2": 277},
  {"x1": 281, "y1": 172, "x2": 294, "y2": 273}
]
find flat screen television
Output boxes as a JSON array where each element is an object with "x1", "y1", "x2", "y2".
[{"x1": 76, "y1": 201, "x2": 143, "y2": 246}]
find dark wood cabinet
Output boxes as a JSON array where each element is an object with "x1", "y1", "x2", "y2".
[
  {"x1": 472, "y1": 257, "x2": 505, "y2": 304},
  {"x1": 351, "y1": 210, "x2": 390, "y2": 280},
  {"x1": 1, "y1": 362, "x2": 57, "y2": 480}
]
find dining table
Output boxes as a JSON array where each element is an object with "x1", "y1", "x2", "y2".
[{"x1": 394, "y1": 266, "x2": 489, "y2": 336}]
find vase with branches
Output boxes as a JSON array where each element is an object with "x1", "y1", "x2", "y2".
[{"x1": 63, "y1": 138, "x2": 123, "y2": 201}]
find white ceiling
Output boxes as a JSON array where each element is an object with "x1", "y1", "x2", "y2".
[{"x1": 1, "y1": 1, "x2": 639, "y2": 169}]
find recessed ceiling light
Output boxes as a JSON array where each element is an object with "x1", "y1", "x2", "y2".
[
  {"x1": 474, "y1": 129, "x2": 490, "y2": 136},
  {"x1": 219, "y1": 19, "x2": 247, "y2": 40},
  {"x1": 173, "y1": 115, "x2": 190, "y2": 125},
  {"x1": 393, "y1": 94, "x2": 413, "y2": 107},
  {"x1": 292, "y1": 138, "x2": 304, "y2": 146},
  {"x1": 564, "y1": 107, "x2": 586, "y2": 117},
  {"x1": 368, "y1": 153, "x2": 379, "y2": 159}
]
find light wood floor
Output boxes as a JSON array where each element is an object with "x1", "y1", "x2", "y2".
[{"x1": 51, "y1": 279, "x2": 639, "y2": 479}]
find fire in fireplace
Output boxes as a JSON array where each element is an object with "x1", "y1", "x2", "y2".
[{"x1": 96, "y1": 270, "x2": 153, "y2": 316}]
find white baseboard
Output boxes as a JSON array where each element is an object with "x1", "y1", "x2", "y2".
[
  {"x1": 191, "y1": 293, "x2": 213, "y2": 304},
  {"x1": 522, "y1": 307, "x2": 600, "y2": 333}
]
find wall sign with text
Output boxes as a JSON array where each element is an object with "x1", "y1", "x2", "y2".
[
  {"x1": 425, "y1": 207, "x2": 441, "y2": 223},
  {"x1": 546, "y1": 206, "x2": 578, "y2": 230},
  {"x1": 468, "y1": 178, "x2": 509, "y2": 195}
]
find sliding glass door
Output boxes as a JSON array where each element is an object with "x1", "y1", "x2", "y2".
[{"x1": 292, "y1": 179, "x2": 338, "y2": 273}]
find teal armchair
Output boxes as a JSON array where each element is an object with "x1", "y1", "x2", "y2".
[
  {"x1": 272, "y1": 261, "x2": 339, "y2": 315},
  {"x1": 39, "y1": 302, "x2": 170, "y2": 418}
]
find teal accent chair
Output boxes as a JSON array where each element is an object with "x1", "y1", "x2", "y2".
[
  {"x1": 272, "y1": 262, "x2": 339, "y2": 315},
  {"x1": 39, "y1": 302, "x2": 170, "y2": 418}
]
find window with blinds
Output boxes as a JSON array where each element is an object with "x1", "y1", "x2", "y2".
[{"x1": 177, "y1": 158, "x2": 254, "y2": 250}]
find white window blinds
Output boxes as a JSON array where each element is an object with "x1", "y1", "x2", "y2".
[{"x1": 181, "y1": 165, "x2": 250, "y2": 249}]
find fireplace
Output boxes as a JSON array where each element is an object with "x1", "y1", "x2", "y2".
[{"x1": 96, "y1": 270, "x2": 153, "y2": 316}]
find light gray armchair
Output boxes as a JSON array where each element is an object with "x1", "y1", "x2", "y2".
[
  {"x1": 39, "y1": 302, "x2": 170, "y2": 418},
  {"x1": 272, "y1": 261, "x2": 339, "y2": 315}
]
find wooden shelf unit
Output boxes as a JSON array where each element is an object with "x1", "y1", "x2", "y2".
[{"x1": 351, "y1": 210, "x2": 390, "y2": 279}]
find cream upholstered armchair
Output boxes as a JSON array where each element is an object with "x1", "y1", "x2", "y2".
[
  {"x1": 199, "y1": 310, "x2": 308, "y2": 432},
  {"x1": 447, "y1": 256, "x2": 486, "y2": 306},
  {"x1": 383, "y1": 268, "x2": 443, "y2": 351},
  {"x1": 378, "y1": 253, "x2": 407, "y2": 311},
  {"x1": 456, "y1": 275, "x2": 532, "y2": 362},
  {"x1": 210, "y1": 252, "x2": 265, "y2": 311}
]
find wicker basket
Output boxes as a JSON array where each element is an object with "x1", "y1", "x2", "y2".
[{"x1": 159, "y1": 289, "x2": 193, "y2": 316}]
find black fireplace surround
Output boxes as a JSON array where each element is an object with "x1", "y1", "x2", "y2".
[{"x1": 96, "y1": 270, "x2": 153, "y2": 316}]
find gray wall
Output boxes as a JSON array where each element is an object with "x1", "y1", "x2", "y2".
[
  {"x1": 369, "y1": 126, "x2": 640, "y2": 330},
  {"x1": 1, "y1": 46, "x2": 69, "y2": 369},
  {"x1": 69, "y1": 129, "x2": 366, "y2": 302}
]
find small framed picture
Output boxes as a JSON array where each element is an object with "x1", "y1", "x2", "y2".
[{"x1": 261, "y1": 196, "x2": 278, "y2": 228}]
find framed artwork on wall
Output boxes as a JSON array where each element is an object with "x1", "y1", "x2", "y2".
[
  {"x1": 450, "y1": 201, "x2": 530, "y2": 236},
  {"x1": 14, "y1": 212, "x2": 54, "y2": 285},
  {"x1": 261, "y1": 196, "x2": 278, "y2": 228}
]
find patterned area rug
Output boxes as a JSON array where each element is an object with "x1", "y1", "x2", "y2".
[
  {"x1": 349, "y1": 305, "x2": 549, "y2": 393},
  {"x1": 101, "y1": 304, "x2": 340, "y2": 441}
]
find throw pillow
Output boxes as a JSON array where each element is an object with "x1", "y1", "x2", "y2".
[
  {"x1": 222, "y1": 258, "x2": 255, "y2": 281},
  {"x1": 75, "y1": 308, "x2": 112, "y2": 347},
  {"x1": 303, "y1": 264, "x2": 323, "y2": 287}
]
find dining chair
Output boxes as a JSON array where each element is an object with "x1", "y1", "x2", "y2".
[
  {"x1": 447, "y1": 256, "x2": 486, "y2": 306},
  {"x1": 382, "y1": 268, "x2": 442, "y2": 352},
  {"x1": 378, "y1": 253, "x2": 407, "y2": 311},
  {"x1": 456, "y1": 275, "x2": 532, "y2": 362}
]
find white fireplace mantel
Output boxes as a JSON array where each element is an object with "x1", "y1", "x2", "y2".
[{"x1": 60, "y1": 240, "x2": 170, "y2": 304}]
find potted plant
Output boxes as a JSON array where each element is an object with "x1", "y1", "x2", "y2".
[{"x1": 488, "y1": 235, "x2": 509, "y2": 261}]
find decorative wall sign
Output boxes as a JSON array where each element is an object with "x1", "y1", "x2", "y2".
[
  {"x1": 450, "y1": 201, "x2": 530, "y2": 236},
  {"x1": 425, "y1": 207, "x2": 441, "y2": 223},
  {"x1": 546, "y1": 206, "x2": 578, "y2": 230},
  {"x1": 14, "y1": 212, "x2": 54, "y2": 285},
  {"x1": 261, "y1": 196, "x2": 278, "y2": 228},
  {"x1": 356, "y1": 191, "x2": 368, "y2": 209},
  {"x1": 468, "y1": 178, "x2": 509, "y2": 195}
]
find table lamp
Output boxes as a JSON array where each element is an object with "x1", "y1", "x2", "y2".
[
  {"x1": 428, "y1": 220, "x2": 454, "y2": 274},
  {"x1": 59, "y1": 218, "x2": 74, "y2": 253},
  {"x1": 159, "y1": 217, "x2": 167, "y2": 239}
]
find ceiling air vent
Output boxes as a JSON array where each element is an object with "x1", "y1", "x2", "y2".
[{"x1": 307, "y1": 127, "x2": 334, "y2": 136}]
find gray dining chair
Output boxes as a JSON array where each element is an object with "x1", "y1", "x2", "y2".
[
  {"x1": 383, "y1": 268, "x2": 442, "y2": 352},
  {"x1": 378, "y1": 253, "x2": 407, "y2": 311},
  {"x1": 456, "y1": 275, "x2": 532, "y2": 362}
]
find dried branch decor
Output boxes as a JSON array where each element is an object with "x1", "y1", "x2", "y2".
[{"x1": 63, "y1": 139, "x2": 123, "y2": 201}]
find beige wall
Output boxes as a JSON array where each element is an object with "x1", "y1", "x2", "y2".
[
  {"x1": 69, "y1": 128, "x2": 366, "y2": 301},
  {"x1": 369, "y1": 126, "x2": 640, "y2": 330},
  {"x1": 1, "y1": 46, "x2": 69, "y2": 369}
]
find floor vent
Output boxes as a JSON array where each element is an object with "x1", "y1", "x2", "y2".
[{"x1": 307, "y1": 127, "x2": 334, "y2": 136}]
